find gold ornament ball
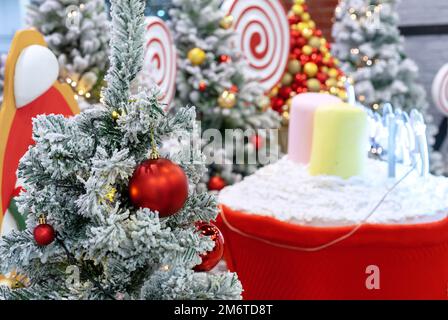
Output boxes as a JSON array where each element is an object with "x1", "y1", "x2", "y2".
[
  {"x1": 328, "y1": 68, "x2": 339, "y2": 79},
  {"x1": 309, "y1": 36, "x2": 321, "y2": 49},
  {"x1": 269, "y1": 86, "x2": 279, "y2": 97},
  {"x1": 307, "y1": 78, "x2": 321, "y2": 92},
  {"x1": 281, "y1": 73, "x2": 294, "y2": 86},
  {"x1": 297, "y1": 22, "x2": 307, "y2": 31},
  {"x1": 112, "y1": 110, "x2": 121, "y2": 120},
  {"x1": 320, "y1": 46, "x2": 329, "y2": 54},
  {"x1": 302, "y1": 45, "x2": 313, "y2": 56},
  {"x1": 188, "y1": 48, "x2": 207, "y2": 66},
  {"x1": 301, "y1": 12, "x2": 311, "y2": 22},
  {"x1": 292, "y1": 4, "x2": 304, "y2": 15},
  {"x1": 302, "y1": 28, "x2": 313, "y2": 39},
  {"x1": 304, "y1": 62, "x2": 319, "y2": 77},
  {"x1": 287, "y1": 59, "x2": 302, "y2": 74},
  {"x1": 320, "y1": 38, "x2": 327, "y2": 46},
  {"x1": 338, "y1": 90, "x2": 348, "y2": 100},
  {"x1": 325, "y1": 78, "x2": 338, "y2": 88},
  {"x1": 220, "y1": 15, "x2": 234, "y2": 29},
  {"x1": 218, "y1": 90, "x2": 237, "y2": 109},
  {"x1": 308, "y1": 21, "x2": 316, "y2": 29},
  {"x1": 330, "y1": 86, "x2": 339, "y2": 95}
]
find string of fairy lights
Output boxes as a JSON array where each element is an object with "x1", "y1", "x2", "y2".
[{"x1": 334, "y1": 0, "x2": 386, "y2": 110}]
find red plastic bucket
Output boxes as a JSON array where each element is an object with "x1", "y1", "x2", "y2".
[{"x1": 217, "y1": 205, "x2": 448, "y2": 300}]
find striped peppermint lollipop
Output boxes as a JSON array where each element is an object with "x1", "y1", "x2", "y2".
[
  {"x1": 222, "y1": 0, "x2": 290, "y2": 92},
  {"x1": 143, "y1": 17, "x2": 177, "y2": 106},
  {"x1": 432, "y1": 63, "x2": 448, "y2": 116}
]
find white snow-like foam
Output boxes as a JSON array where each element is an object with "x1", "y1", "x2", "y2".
[{"x1": 219, "y1": 156, "x2": 448, "y2": 226}]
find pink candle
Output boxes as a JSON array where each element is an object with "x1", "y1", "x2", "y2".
[{"x1": 288, "y1": 93, "x2": 342, "y2": 164}]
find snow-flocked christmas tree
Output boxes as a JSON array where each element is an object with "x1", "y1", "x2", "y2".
[
  {"x1": 27, "y1": 0, "x2": 110, "y2": 104},
  {"x1": 0, "y1": 0, "x2": 242, "y2": 300},
  {"x1": 169, "y1": 0, "x2": 281, "y2": 191},
  {"x1": 331, "y1": 0, "x2": 442, "y2": 173}
]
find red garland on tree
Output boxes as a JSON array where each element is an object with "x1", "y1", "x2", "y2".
[
  {"x1": 194, "y1": 222, "x2": 224, "y2": 272},
  {"x1": 128, "y1": 130, "x2": 189, "y2": 218},
  {"x1": 270, "y1": 0, "x2": 347, "y2": 121},
  {"x1": 208, "y1": 176, "x2": 226, "y2": 191},
  {"x1": 33, "y1": 215, "x2": 55, "y2": 246}
]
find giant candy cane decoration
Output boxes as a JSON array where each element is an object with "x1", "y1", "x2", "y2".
[
  {"x1": 143, "y1": 17, "x2": 177, "y2": 106},
  {"x1": 222, "y1": 0, "x2": 290, "y2": 92}
]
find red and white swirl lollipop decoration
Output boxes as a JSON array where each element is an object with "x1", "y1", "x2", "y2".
[
  {"x1": 432, "y1": 63, "x2": 448, "y2": 116},
  {"x1": 143, "y1": 17, "x2": 177, "y2": 106},
  {"x1": 222, "y1": 0, "x2": 290, "y2": 92}
]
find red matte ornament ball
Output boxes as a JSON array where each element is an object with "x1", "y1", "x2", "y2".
[
  {"x1": 129, "y1": 158, "x2": 189, "y2": 218},
  {"x1": 194, "y1": 222, "x2": 225, "y2": 272},
  {"x1": 34, "y1": 223, "x2": 55, "y2": 246}
]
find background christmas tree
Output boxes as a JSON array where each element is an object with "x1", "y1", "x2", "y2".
[
  {"x1": 331, "y1": 0, "x2": 442, "y2": 173},
  {"x1": 0, "y1": 0, "x2": 242, "y2": 300},
  {"x1": 169, "y1": 0, "x2": 281, "y2": 191},
  {"x1": 270, "y1": 0, "x2": 348, "y2": 122},
  {"x1": 27, "y1": 0, "x2": 110, "y2": 105}
]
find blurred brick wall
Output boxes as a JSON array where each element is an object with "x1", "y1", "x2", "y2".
[{"x1": 281, "y1": 0, "x2": 340, "y2": 41}]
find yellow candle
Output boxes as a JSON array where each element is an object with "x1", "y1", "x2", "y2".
[{"x1": 309, "y1": 103, "x2": 368, "y2": 179}]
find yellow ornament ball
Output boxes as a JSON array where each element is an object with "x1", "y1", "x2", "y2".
[
  {"x1": 297, "y1": 22, "x2": 307, "y2": 31},
  {"x1": 302, "y1": 28, "x2": 313, "y2": 39},
  {"x1": 304, "y1": 62, "x2": 318, "y2": 77},
  {"x1": 308, "y1": 21, "x2": 316, "y2": 29},
  {"x1": 302, "y1": 45, "x2": 313, "y2": 56},
  {"x1": 309, "y1": 36, "x2": 321, "y2": 49},
  {"x1": 218, "y1": 90, "x2": 237, "y2": 109},
  {"x1": 188, "y1": 48, "x2": 207, "y2": 66},
  {"x1": 294, "y1": 0, "x2": 304, "y2": 4},
  {"x1": 320, "y1": 46, "x2": 329, "y2": 54},
  {"x1": 269, "y1": 86, "x2": 279, "y2": 98},
  {"x1": 292, "y1": 4, "x2": 304, "y2": 15},
  {"x1": 338, "y1": 90, "x2": 348, "y2": 100},
  {"x1": 287, "y1": 59, "x2": 302, "y2": 74},
  {"x1": 307, "y1": 78, "x2": 321, "y2": 92},
  {"x1": 325, "y1": 78, "x2": 338, "y2": 88},
  {"x1": 328, "y1": 68, "x2": 339, "y2": 79},
  {"x1": 220, "y1": 15, "x2": 234, "y2": 29},
  {"x1": 301, "y1": 12, "x2": 311, "y2": 22}
]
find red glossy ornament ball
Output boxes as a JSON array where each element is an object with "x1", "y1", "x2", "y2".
[
  {"x1": 129, "y1": 158, "x2": 189, "y2": 217},
  {"x1": 194, "y1": 222, "x2": 224, "y2": 272},
  {"x1": 219, "y1": 55, "x2": 230, "y2": 63},
  {"x1": 34, "y1": 223, "x2": 55, "y2": 246},
  {"x1": 208, "y1": 176, "x2": 226, "y2": 191},
  {"x1": 279, "y1": 87, "x2": 292, "y2": 100},
  {"x1": 199, "y1": 81, "x2": 207, "y2": 92}
]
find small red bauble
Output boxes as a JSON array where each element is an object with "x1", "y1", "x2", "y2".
[
  {"x1": 229, "y1": 85, "x2": 239, "y2": 93},
  {"x1": 314, "y1": 29, "x2": 323, "y2": 37},
  {"x1": 34, "y1": 219, "x2": 55, "y2": 246},
  {"x1": 219, "y1": 55, "x2": 230, "y2": 63},
  {"x1": 279, "y1": 87, "x2": 292, "y2": 100},
  {"x1": 208, "y1": 176, "x2": 226, "y2": 191},
  {"x1": 129, "y1": 158, "x2": 189, "y2": 217},
  {"x1": 297, "y1": 38, "x2": 307, "y2": 47},
  {"x1": 194, "y1": 222, "x2": 224, "y2": 272},
  {"x1": 199, "y1": 81, "x2": 207, "y2": 92},
  {"x1": 251, "y1": 134, "x2": 264, "y2": 150},
  {"x1": 295, "y1": 73, "x2": 307, "y2": 84}
]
